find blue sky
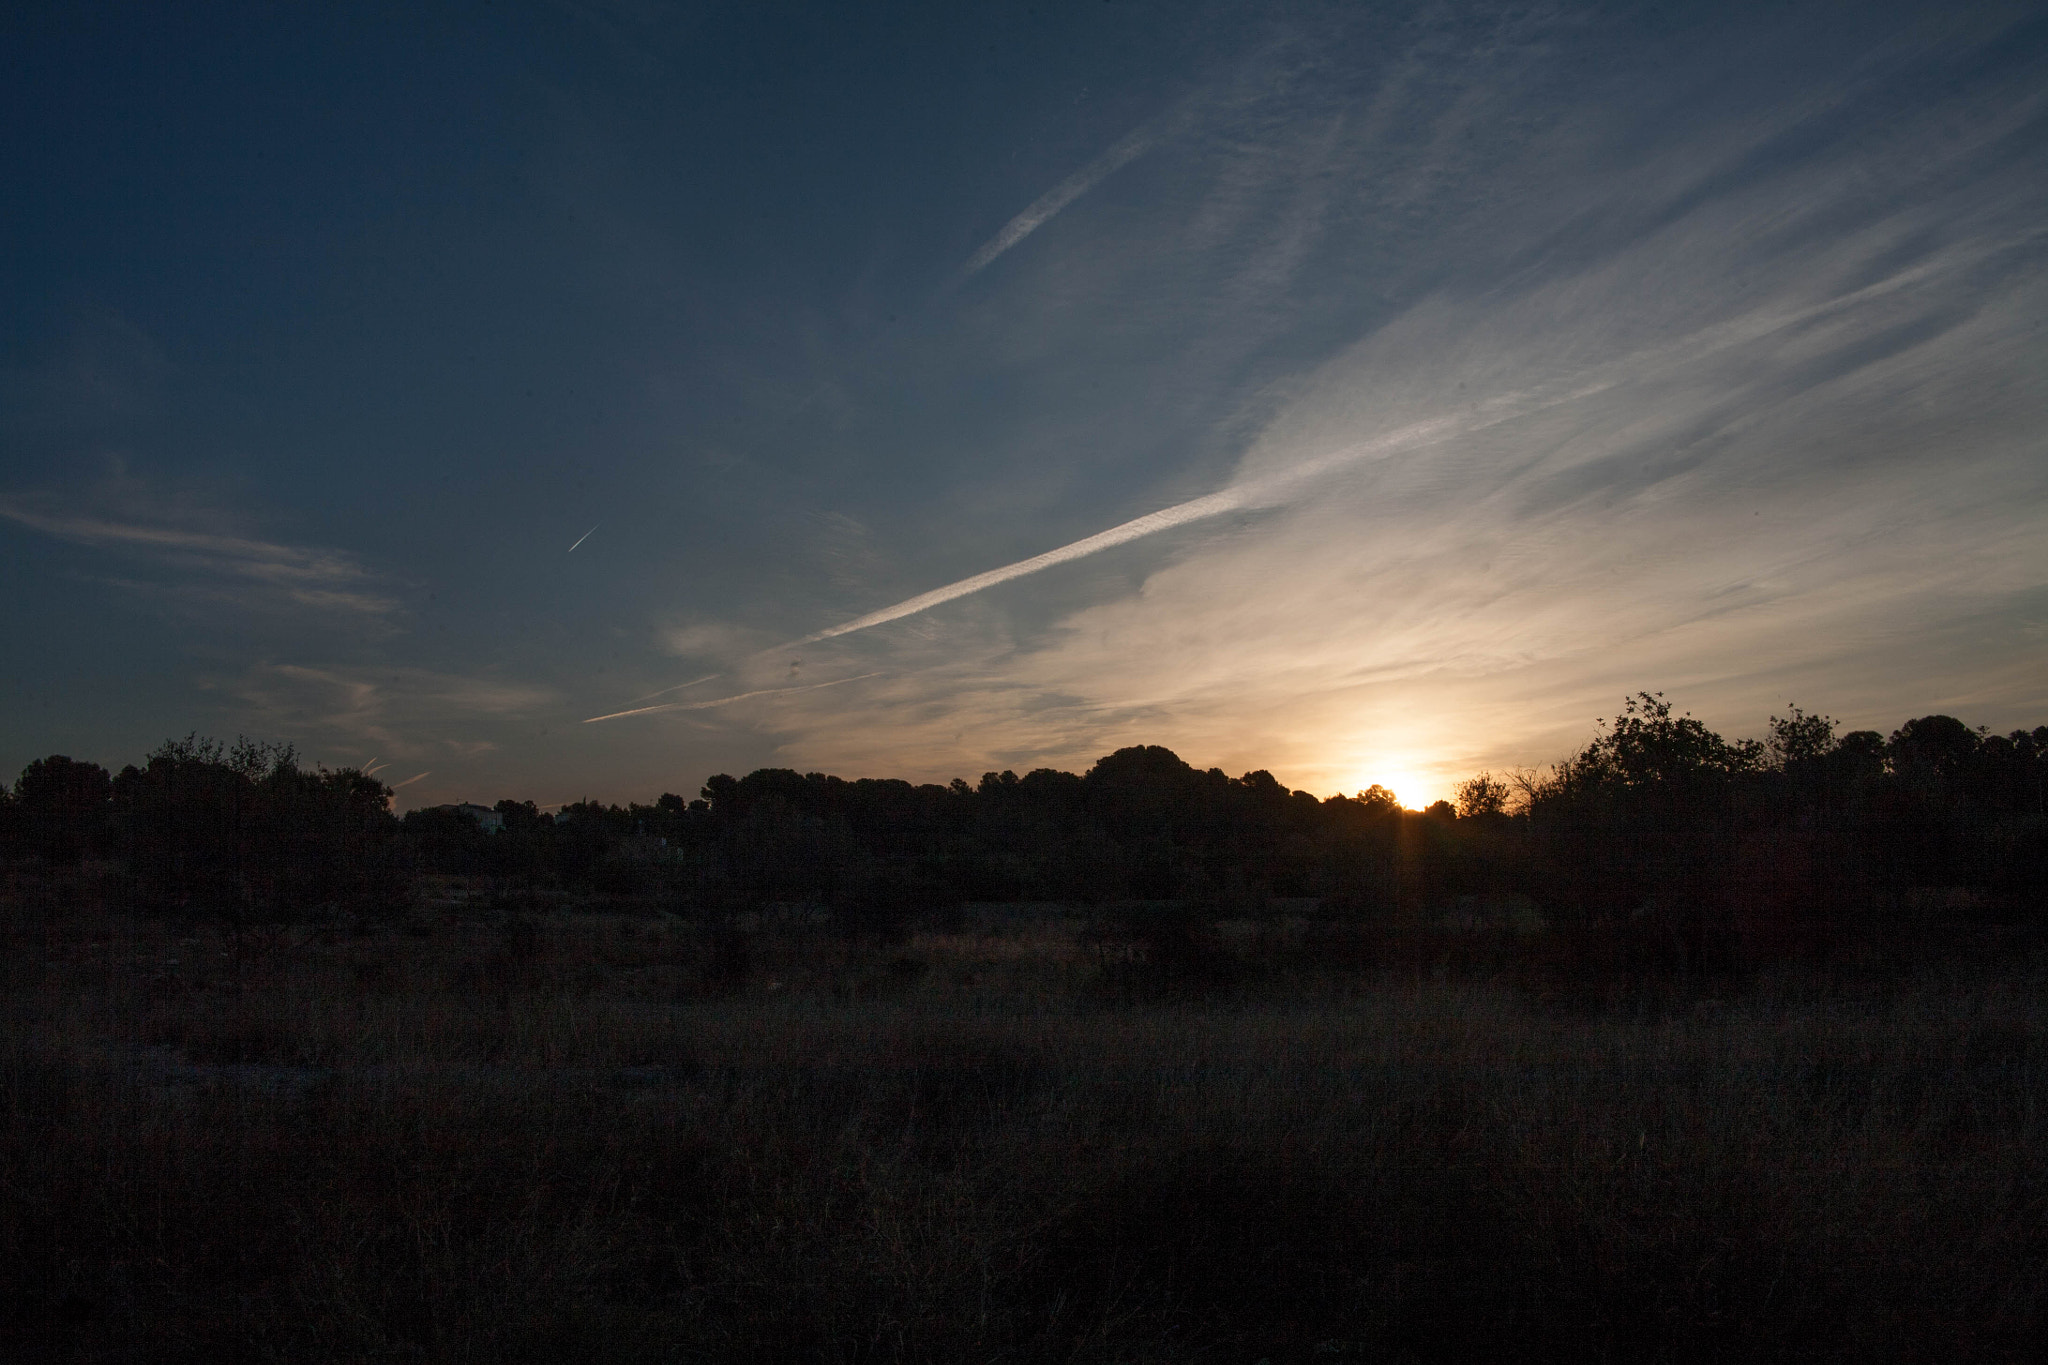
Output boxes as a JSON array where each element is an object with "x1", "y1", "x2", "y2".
[{"x1": 4, "y1": 0, "x2": 2045, "y2": 807}]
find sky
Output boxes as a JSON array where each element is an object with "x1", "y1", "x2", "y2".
[{"x1": 4, "y1": 0, "x2": 2045, "y2": 810}]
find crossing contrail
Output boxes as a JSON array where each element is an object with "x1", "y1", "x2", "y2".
[
  {"x1": 624, "y1": 672, "x2": 721, "y2": 704},
  {"x1": 568, "y1": 525, "x2": 598, "y2": 552},
  {"x1": 792, "y1": 238, "x2": 1999, "y2": 651},
  {"x1": 584, "y1": 672, "x2": 882, "y2": 723},
  {"x1": 793, "y1": 411, "x2": 1478, "y2": 646}
]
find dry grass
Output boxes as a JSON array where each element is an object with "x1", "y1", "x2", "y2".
[{"x1": 3, "y1": 901, "x2": 2044, "y2": 1362}]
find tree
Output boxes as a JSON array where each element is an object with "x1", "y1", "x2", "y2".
[
  {"x1": 1767, "y1": 705, "x2": 1838, "y2": 770},
  {"x1": 1455, "y1": 772, "x2": 1512, "y2": 819},
  {"x1": 115, "y1": 735, "x2": 400, "y2": 917},
  {"x1": 14, "y1": 755, "x2": 113, "y2": 865},
  {"x1": 1888, "y1": 715, "x2": 1981, "y2": 786},
  {"x1": 1355, "y1": 784, "x2": 1403, "y2": 816},
  {"x1": 1583, "y1": 692, "x2": 1739, "y2": 789}
]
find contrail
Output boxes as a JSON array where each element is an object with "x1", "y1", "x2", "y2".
[
  {"x1": 390, "y1": 771, "x2": 432, "y2": 790},
  {"x1": 584, "y1": 672, "x2": 882, "y2": 723},
  {"x1": 794, "y1": 233, "x2": 2031, "y2": 650},
  {"x1": 785, "y1": 226, "x2": 2038, "y2": 651},
  {"x1": 795, "y1": 412, "x2": 1473, "y2": 646},
  {"x1": 963, "y1": 119, "x2": 1160, "y2": 277},
  {"x1": 792, "y1": 252, "x2": 1955, "y2": 651},
  {"x1": 568, "y1": 525, "x2": 599, "y2": 552},
  {"x1": 798, "y1": 489, "x2": 1250, "y2": 643},
  {"x1": 625, "y1": 672, "x2": 721, "y2": 704}
]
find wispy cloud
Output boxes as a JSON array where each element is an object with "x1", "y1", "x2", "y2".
[
  {"x1": 224, "y1": 663, "x2": 559, "y2": 761},
  {"x1": 659, "y1": 620, "x2": 776, "y2": 661},
  {"x1": 742, "y1": 11, "x2": 2048, "y2": 797},
  {"x1": 802, "y1": 229, "x2": 2032, "y2": 649},
  {"x1": 0, "y1": 501, "x2": 399, "y2": 615}
]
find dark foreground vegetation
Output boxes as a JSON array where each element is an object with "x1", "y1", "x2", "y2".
[{"x1": 3, "y1": 696, "x2": 2046, "y2": 1361}]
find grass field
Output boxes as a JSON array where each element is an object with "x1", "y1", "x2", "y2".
[{"x1": 3, "y1": 890, "x2": 2044, "y2": 1362}]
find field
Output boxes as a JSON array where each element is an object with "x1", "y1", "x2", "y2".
[{"x1": 4, "y1": 885, "x2": 2044, "y2": 1362}]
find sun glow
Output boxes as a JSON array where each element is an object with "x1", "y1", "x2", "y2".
[{"x1": 1339, "y1": 768, "x2": 1438, "y2": 810}]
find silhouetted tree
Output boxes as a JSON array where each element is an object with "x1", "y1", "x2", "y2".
[
  {"x1": 18, "y1": 694, "x2": 2039, "y2": 960},
  {"x1": 115, "y1": 736, "x2": 400, "y2": 917},
  {"x1": 400, "y1": 804, "x2": 492, "y2": 876},
  {"x1": 1767, "y1": 705, "x2": 1838, "y2": 771},
  {"x1": 13, "y1": 755, "x2": 112, "y2": 865},
  {"x1": 1455, "y1": 773, "x2": 1512, "y2": 819}
]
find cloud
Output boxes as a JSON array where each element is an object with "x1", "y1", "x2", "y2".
[
  {"x1": 659, "y1": 619, "x2": 776, "y2": 661},
  {"x1": 802, "y1": 221, "x2": 2036, "y2": 649},
  {"x1": 223, "y1": 663, "x2": 559, "y2": 761},
  {"x1": 0, "y1": 501, "x2": 400, "y2": 615},
  {"x1": 737, "y1": 11, "x2": 2048, "y2": 797}
]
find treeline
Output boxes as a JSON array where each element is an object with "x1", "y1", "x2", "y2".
[
  {"x1": 6, "y1": 695, "x2": 2047, "y2": 956},
  {"x1": 2, "y1": 736, "x2": 406, "y2": 918}
]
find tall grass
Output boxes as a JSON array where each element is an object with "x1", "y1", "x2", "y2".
[{"x1": 3, "y1": 899, "x2": 2043, "y2": 1362}]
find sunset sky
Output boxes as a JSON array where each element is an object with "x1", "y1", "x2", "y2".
[{"x1": 5, "y1": 1, "x2": 2045, "y2": 809}]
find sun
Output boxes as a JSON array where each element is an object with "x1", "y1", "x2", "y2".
[
  {"x1": 1326, "y1": 735, "x2": 1456, "y2": 810},
  {"x1": 1341, "y1": 769, "x2": 1436, "y2": 810}
]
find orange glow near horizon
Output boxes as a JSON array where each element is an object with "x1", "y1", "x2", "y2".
[
  {"x1": 1334, "y1": 766, "x2": 1443, "y2": 811},
  {"x1": 1315, "y1": 730, "x2": 1463, "y2": 810}
]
